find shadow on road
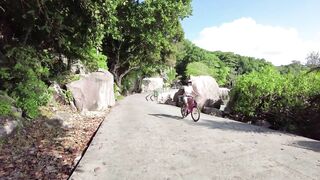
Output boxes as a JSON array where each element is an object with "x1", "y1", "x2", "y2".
[
  {"x1": 149, "y1": 112, "x2": 286, "y2": 135},
  {"x1": 291, "y1": 140, "x2": 320, "y2": 152},
  {"x1": 149, "y1": 113, "x2": 182, "y2": 120},
  {"x1": 187, "y1": 119, "x2": 271, "y2": 134}
]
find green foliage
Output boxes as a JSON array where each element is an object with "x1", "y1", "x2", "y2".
[
  {"x1": 13, "y1": 70, "x2": 51, "y2": 119},
  {"x1": 186, "y1": 62, "x2": 213, "y2": 77},
  {"x1": 81, "y1": 48, "x2": 108, "y2": 71},
  {"x1": 104, "y1": 0, "x2": 192, "y2": 87},
  {"x1": 213, "y1": 51, "x2": 273, "y2": 75},
  {"x1": 230, "y1": 67, "x2": 283, "y2": 117},
  {"x1": 0, "y1": 0, "x2": 193, "y2": 117},
  {"x1": 61, "y1": 89, "x2": 73, "y2": 104},
  {"x1": 122, "y1": 70, "x2": 144, "y2": 94},
  {"x1": 163, "y1": 67, "x2": 178, "y2": 87},
  {"x1": 0, "y1": 46, "x2": 49, "y2": 83},
  {"x1": 277, "y1": 60, "x2": 308, "y2": 74},
  {"x1": 0, "y1": 46, "x2": 51, "y2": 118},
  {"x1": 53, "y1": 74, "x2": 80, "y2": 86},
  {"x1": 114, "y1": 84, "x2": 124, "y2": 101},
  {"x1": 0, "y1": 0, "x2": 118, "y2": 55},
  {"x1": 0, "y1": 99, "x2": 11, "y2": 116},
  {"x1": 176, "y1": 40, "x2": 271, "y2": 87},
  {"x1": 230, "y1": 67, "x2": 320, "y2": 135},
  {"x1": 177, "y1": 40, "x2": 230, "y2": 85},
  {"x1": 186, "y1": 61, "x2": 230, "y2": 86}
]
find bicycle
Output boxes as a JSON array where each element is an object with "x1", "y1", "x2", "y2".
[{"x1": 180, "y1": 96, "x2": 200, "y2": 122}]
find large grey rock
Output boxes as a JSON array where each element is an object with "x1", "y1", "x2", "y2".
[
  {"x1": 10, "y1": 106, "x2": 22, "y2": 118},
  {"x1": 203, "y1": 99, "x2": 223, "y2": 109},
  {"x1": 254, "y1": 120, "x2": 272, "y2": 128},
  {"x1": 49, "y1": 81, "x2": 67, "y2": 104},
  {"x1": 46, "y1": 111, "x2": 74, "y2": 129},
  {"x1": 190, "y1": 76, "x2": 220, "y2": 109},
  {"x1": 66, "y1": 70, "x2": 115, "y2": 112},
  {"x1": 173, "y1": 88, "x2": 184, "y2": 107},
  {"x1": 219, "y1": 87, "x2": 230, "y2": 100},
  {"x1": 71, "y1": 60, "x2": 87, "y2": 75},
  {"x1": 141, "y1": 78, "x2": 164, "y2": 92},
  {"x1": 0, "y1": 118, "x2": 18, "y2": 137},
  {"x1": 157, "y1": 89, "x2": 179, "y2": 104},
  {"x1": 202, "y1": 107, "x2": 223, "y2": 117}
]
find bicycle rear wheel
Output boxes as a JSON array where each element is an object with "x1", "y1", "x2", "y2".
[{"x1": 191, "y1": 107, "x2": 200, "y2": 122}]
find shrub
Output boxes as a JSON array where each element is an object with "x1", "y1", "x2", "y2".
[
  {"x1": 229, "y1": 67, "x2": 320, "y2": 139},
  {"x1": 0, "y1": 46, "x2": 51, "y2": 119},
  {"x1": 164, "y1": 67, "x2": 178, "y2": 87},
  {"x1": 0, "y1": 99, "x2": 11, "y2": 116},
  {"x1": 186, "y1": 61, "x2": 229, "y2": 86},
  {"x1": 82, "y1": 48, "x2": 108, "y2": 71},
  {"x1": 186, "y1": 62, "x2": 213, "y2": 77},
  {"x1": 13, "y1": 70, "x2": 51, "y2": 118}
]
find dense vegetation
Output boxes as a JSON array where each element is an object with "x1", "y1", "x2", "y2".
[
  {"x1": 228, "y1": 60, "x2": 320, "y2": 139},
  {"x1": 175, "y1": 40, "x2": 320, "y2": 140},
  {"x1": 176, "y1": 40, "x2": 272, "y2": 86},
  {"x1": 0, "y1": 0, "x2": 319, "y2": 140},
  {"x1": 0, "y1": 0, "x2": 191, "y2": 118}
]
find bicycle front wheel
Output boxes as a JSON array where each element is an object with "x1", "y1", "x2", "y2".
[
  {"x1": 191, "y1": 107, "x2": 200, "y2": 122},
  {"x1": 181, "y1": 105, "x2": 187, "y2": 118}
]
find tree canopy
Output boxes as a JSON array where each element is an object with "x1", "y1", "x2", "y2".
[
  {"x1": 176, "y1": 39, "x2": 272, "y2": 86},
  {"x1": 0, "y1": 0, "x2": 192, "y2": 117},
  {"x1": 103, "y1": 0, "x2": 191, "y2": 87}
]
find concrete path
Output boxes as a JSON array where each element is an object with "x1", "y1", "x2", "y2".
[{"x1": 70, "y1": 94, "x2": 320, "y2": 180}]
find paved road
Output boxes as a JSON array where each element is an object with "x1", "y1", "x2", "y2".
[{"x1": 71, "y1": 94, "x2": 320, "y2": 180}]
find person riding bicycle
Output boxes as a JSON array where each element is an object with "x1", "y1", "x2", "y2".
[
  {"x1": 183, "y1": 80, "x2": 196, "y2": 109},
  {"x1": 180, "y1": 79, "x2": 201, "y2": 121}
]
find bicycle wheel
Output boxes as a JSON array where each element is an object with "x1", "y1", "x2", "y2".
[
  {"x1": 181, "y1": 105, "x2": 187, "y2": 118},
  {"x1": 191, "y1": 106, "x2": 200, "y2": 122}
]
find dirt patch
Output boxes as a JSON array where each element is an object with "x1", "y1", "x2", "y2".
[{"x1": 0, "y1": 104, "x2": 107, "y2": 179}]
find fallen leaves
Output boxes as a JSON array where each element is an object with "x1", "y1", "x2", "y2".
[{"x1": 0, "y1": 105, "x2": 107, "y2": 179}]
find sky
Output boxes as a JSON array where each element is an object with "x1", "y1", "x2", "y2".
[{"x1": 181, "y1": 0, "x2": 320, "y2": 66}]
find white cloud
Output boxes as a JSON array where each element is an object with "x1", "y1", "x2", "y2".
[{"x1": 193, "y1": 17, "x2": 320, "y2": 66}]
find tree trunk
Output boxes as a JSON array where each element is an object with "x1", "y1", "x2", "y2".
[
  {"x1": 115, "y1": 75, "x2": 122, "y2": 89},
  {"x1": 111, "y1": 66, "x2": 139, "y2": 93}
]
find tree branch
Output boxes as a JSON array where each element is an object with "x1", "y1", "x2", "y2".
[
  {"x1": 119, "y1": 66, "x2": 139, "y2": 80},
  {"x1": 23, "y1": 26, "x2": 32, "y2": 45}
]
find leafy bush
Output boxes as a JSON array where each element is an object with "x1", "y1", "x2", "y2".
[
  {"x1": 186, "y1": 62, "x2": 213, "y2": 77},
  {"x1": 229, "y1": 67, "x2": 320, "y2": 139},
  {"x1": 186, "y1": 61, "x2": 229, "y2": 85},
  {"x1": 82, "y1": 48, "x2": 108, "y2": 71},
  {"x1": 230, "y1": 67, "x2": 283, "y2": 117},
  {"x1": 163, "y1": 67, "x2": 178, "y2": 87},
  {"x1": 0, "y1": 46, "x2": 51, "y2": 119},
  {"x1": 61, "y1": 89, "x2": 74, "y2": 104},
  {"x1": 53, "y1": 73, "x2": 81, "y2": 86},
  {"x1": 0, "y1": 99, "x2": 11, "y2": 116},
  {"x1": 13, "y1": 70, "x2": 51, "y2": 119}
]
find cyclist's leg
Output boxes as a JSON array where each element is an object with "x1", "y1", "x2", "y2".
[
  {"x1": 183, "y1": 96, "x2": 189, "y2": 113},
  {"x1": 183, "y1": 96, "x2": 188, "y2": 106}
]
